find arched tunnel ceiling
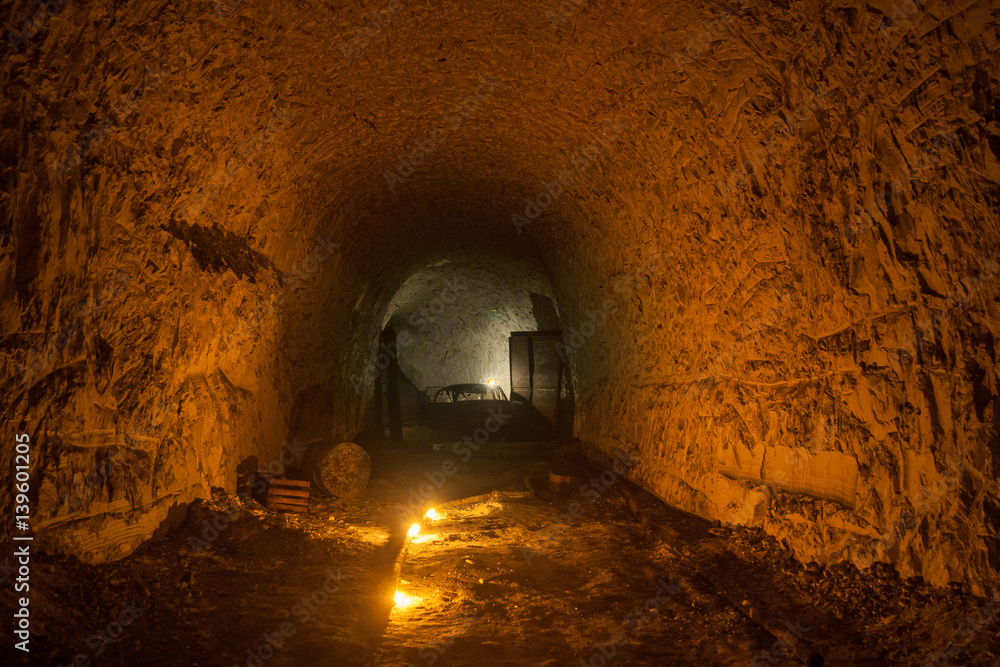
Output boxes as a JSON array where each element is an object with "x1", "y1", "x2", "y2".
[
  {"x1": 2, "y1": 0, "x2": 1000, "y2": 595},
  {"x1": 46, "y1": 0, "x2": 706, "y2": 257},
  {"x1": 273, "y1": 0, "x2": 685, "y2": 248},
  {"x1": 383, "y1": 254, "x2": 556, "y2": 331}
]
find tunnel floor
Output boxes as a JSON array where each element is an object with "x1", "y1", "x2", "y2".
[{"x1": 14, "y1": 433, "x2": 1000, "y2": 666}]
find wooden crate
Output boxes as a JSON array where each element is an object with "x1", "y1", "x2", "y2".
[{"x1": 264, "y1": 477, "x2": 311, "y2": 512}]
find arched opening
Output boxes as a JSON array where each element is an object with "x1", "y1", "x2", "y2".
[{"x1": 368, "y1": 252, "x2": 571, "y2": 442}]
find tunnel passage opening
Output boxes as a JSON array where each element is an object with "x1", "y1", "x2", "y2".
[{"x1": 370, "y1": 253, "x2": 571, "y2": 443}]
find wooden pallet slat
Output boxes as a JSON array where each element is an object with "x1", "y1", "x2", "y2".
[
  {"x1": 268, "y1": 497, "x2": 309, "y2": 506},
  {"x1": 269, "y1": 479, "x2": 311, "y2": 488},
  {"x1": 269, "y1": 503, "x2": 309, "y2": 511},
  {"x1": 267, "y1": 493, "x2": 309, "y2": 502},
  {"x1": 267, "y1": 488, "x2": 310, "y2": 497},
  {"x1": 268, "y1": 498, "x2": 309, "y2": 506},
  {"x1": 268, "y1": 485, "x2": 309, "y2": 493},
  {"x1": 261, "y1": 475, "x2": 311, "y2": 513}
]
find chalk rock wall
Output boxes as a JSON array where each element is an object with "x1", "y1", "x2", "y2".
[
  {"x1": 559, "y1": 0, "x2": 1000, "y2": 593},
  {"x1": 1, "y1": 0, "x2": 998, "y2": 595},
  {"x1": 0, "y1": 0, "x2": 364, "y2": 562}
]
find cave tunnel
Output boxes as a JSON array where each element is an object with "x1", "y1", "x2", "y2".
[{"x1": 2, "y1": 0, "x2": 1000, "y2": 664}]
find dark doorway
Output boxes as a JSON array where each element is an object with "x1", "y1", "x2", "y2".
[
  {"x1": 509, "y1": 330, "x2": 571, "y2": 438},
  {"x1": 377, "y1": 325, "x2": 403, "y2": 441}
]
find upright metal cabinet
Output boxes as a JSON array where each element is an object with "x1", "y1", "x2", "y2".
[{"x1": 509, "y1": 330, "x2": 564, "y2": 434}]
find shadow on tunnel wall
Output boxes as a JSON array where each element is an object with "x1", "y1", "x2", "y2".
[
  {"x1": 529, "y1": 291, "x2": 561, "y2": 330},
  {"x1": 508, "y1": 376, "x2": 574, "y2": 440},
  {"x1": 557, "y1": 365, "x2": 575, "y2": 439},
  {"x1": 508, "y1": 395, "x2": 561, "y2": 440},
  {"x1": 412, "y1": 394, "x2": 561, "y2": 442},
  {"x1": 232, "y1": 384, "x2": 337, "y2": 494},
  {"x1": 279, "y1": 383, "x2": 336, "y2": 479}
]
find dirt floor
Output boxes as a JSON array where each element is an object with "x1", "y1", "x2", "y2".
[{"x1": 4, "y1": 429, "x2": 1000, "y2": 666}]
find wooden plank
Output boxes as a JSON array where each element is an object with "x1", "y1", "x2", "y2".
[
  {"x1": 269, "y1": 479, "x2": 311, "y2": 488},
  {"x1": 268, "y1": 487, "x2": 310, "y2": 496},
  {"x1": 267, "y1": 496, "x2": 308, "y2": 505},
  {"x1": 268, "y1": 482, "x2": 310, "y2": 491},
  {"x1": 268, "y1": 490, "x2": 310, "y2": 498},
  {"x1": 267, "y1": 498, "x2": 309, "y2": 507},
  {"x1": 266, "y1": 493, "x2": 309, "y2": 503},
  {"x1": 267, "y1": 489, "x2": 309, "y2": 500}
]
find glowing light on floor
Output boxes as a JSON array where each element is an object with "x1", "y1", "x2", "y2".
[
  {"x1": 407, "y1": 523, "x2": 421, "y2": 538},
  {"x1": 424, "y1": 508, "x2": 440, "y2": 521},
  {"x1": 394, "y1": 589, "x2": 419, "y2": 608}
]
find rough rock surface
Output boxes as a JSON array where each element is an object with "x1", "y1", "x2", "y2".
[{"x1": 1, "y1": 0, "x2": 999, "y2": 592}]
